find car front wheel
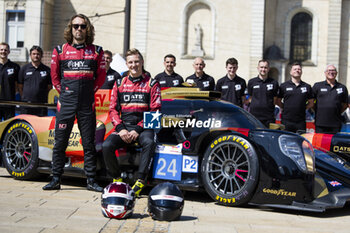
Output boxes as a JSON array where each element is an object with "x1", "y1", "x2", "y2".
[
  {"x1": 2, "y1": 121, "x2": 40, "y2": 179},
  {"x1": 201, "y1": 134, "x2": 259, "y2": 206}
]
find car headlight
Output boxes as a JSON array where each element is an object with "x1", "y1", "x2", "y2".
[
  {"x1": 278, "y1": 135, "x2": 314, "y2": 173},
  {"x1": 302, "y1": 139, "x2": 315, "y2": 173}
]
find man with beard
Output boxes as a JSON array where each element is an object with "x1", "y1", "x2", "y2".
[
  {"x1": 155, "y1": 54, "x2": 183, "y2": 88},
  {"x1": 43, "y1": 14, "x2": 106, "y2": 192}
]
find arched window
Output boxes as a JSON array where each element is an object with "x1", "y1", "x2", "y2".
[{"x1": 290, "y1": 12, "x2": 312, "y2": 62}]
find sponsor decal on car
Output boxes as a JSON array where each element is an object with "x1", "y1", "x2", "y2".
[
  {"x1": 329, "y1": 181, "x2": 342, "y2": 187},
  {"x1": 332, "y1": 145, "x2": 350, "y2": 153},
  {"x1": 262, "y1": 188, "x2": 296, "y2": 197},
  {"x1": 48, "y1": 130, "x2": 81, "y2": 147}
]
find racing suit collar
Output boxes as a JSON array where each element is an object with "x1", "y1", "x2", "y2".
[
  {"x1": 128, "y1": 74, "x2": 143, "y2": 83},
  {"x1": 72, "y1": 43, "x2": 86, "y2": 49}
]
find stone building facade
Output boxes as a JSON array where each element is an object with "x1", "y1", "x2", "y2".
[{"x1": 0, "y1": 0, "x2": 349, "y2": 87}]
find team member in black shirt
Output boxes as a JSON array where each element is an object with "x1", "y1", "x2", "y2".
[
  {"x1": 216, "y1": 57, "x2": 246, "y2": 107},
  {"x1": 312, "y1": 65, "x2": 348, "y2": 133},
  {"x1": 0, "y1": 42, "x2": 20, "y2": 120},
  {"x1": 276, "y1": 63, "x2": 314, "y2": 132},
  {"x1": 18, "y1": 46, "x2": 52, "y2": 116},
  {"x1": 248, "y1": 59, "x2": 279, "y2": 127},
  {"x1": 100, "y1": 50, "x2": 121, "y2": 89},
  {"x1": 186, "y1": 57, "x2": 215, "y2": 91},
  {"x1": 155, "y1": 54, "x2": 184, "y2": 88}
]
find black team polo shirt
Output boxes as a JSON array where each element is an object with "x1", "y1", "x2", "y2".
[
  {"x1": 0, "y1": 60, "x2": 20, "y2": 100},
  {"x1": 18, "y1": 63, "x2": 51, "y2": 103},
  {"x1": 101, "y1": 67, "x2": 121, "y2": 89},
  {"x1": 185, "y1": 72, "x2": 215, "y2": 91},
  {"x1": 154, "y1": 71, "x2": 184, "y2": 88},
  {"x1": 313, "y1": 80, "x2": 348, "y2": 128},
  {"x1": 216, "y1": 75, "x2": 246, "y2": 107},
  {"x1": 278, "y1": 80, "x2": 313, "y2": 122},
  {"x1": 248, "y1": 76, "x2": 279, "y2": 121}
]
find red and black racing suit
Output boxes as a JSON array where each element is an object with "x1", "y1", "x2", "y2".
[
  {"x1": 102, "y1": 74, "x2": 161, "y2": 180},
  {"x1": 51, "y1": 43, "x2": 106, "y2": 178}
]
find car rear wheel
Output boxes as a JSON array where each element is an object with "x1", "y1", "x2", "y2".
[
  {"x1": 2, "y1": 121, "x2": 40, "y2": 179},
  {"x1": 201, "y1": 134, "x2": 259, "y2": 206}
]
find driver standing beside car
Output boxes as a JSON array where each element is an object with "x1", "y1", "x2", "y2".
[
  {"x1": 43, "y1": 14, "x2": 106, "y2": 192},
  {"x1": 102, "y1": 48, "x2": 161, "y2": 197}
]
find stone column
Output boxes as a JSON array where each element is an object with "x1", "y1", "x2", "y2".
[
  {"x1": 249, "y1": 0, "x2": 265, "y2": 78},
  {"x1": 326, "y1": 0, "x2": 342, "y2": 68}
]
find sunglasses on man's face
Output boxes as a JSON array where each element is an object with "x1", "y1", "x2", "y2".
[{"x1": 72, "y1": 24, "x2": 87, "y2": 30}]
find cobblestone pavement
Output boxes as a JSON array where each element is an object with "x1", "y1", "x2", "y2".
[{"x1": 1, "y1": 167, "x2": 350, "y2": 233}]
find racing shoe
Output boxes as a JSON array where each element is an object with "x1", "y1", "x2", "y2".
[
  {"x1": 42, "y1": 176, "x2": 61, "y2": 190},
  {"x1": 132, "y1": 179, "x2": 145, "y2": 197},
  {"x1": 113, "y1": 177, "x2": 123, "y2": 183},
  {"x1": 87, "y1": 178, "x2": 103, "y2": 192}
]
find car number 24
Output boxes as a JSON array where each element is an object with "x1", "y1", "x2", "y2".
[{"x1": 152, "y1": 152, "x2": 198, "y2": 181}]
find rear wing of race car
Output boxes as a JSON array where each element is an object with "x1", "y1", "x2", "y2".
[
  {"x1": 0, "y1": 89, "x2": 58, "y2": 109},
  {"x1": 161, "y1": 87, "x2": 221, "y2": 100},
  {"x1": 0, "y1": 89, "x2": 112, "y2": 117}
]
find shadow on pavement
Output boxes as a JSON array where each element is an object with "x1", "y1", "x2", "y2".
[
  {"x1": 183, "y1": 190, "x2": 214, "y2": 203},
  {"x1": 255, "y1": 203, "x2": 350, "y2": 218},
  {"x1": 179, "y1": 215, "x2": 198, "y2": 221}
]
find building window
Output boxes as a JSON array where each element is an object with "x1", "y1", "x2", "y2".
[
  {"x1": 6, "y1": 10, "x2": 25, "y2": 48},
  {"x1": 290, "y1": 12, "x2": 312, "y2": 62}
]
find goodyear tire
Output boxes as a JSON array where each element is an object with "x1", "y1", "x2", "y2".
[
  {"x1": 2, "y1": 121, "x2": 40, "y2": 179},
  {"x1": 201, "y1": 134, "x2": 259, "y2": 206}
]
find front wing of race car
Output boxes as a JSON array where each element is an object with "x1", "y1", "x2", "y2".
[{"x1": 249, "y1": 145, "x2": 350, "y2": 212}]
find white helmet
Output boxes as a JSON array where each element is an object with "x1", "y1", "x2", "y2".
[{"x1": 101, "y1": 182, "x2": 135, "y2": 219}]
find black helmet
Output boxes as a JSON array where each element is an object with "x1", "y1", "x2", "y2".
[
  {"x1": 148, "y1": 182, "x2": 184, "y2": 221},
  {"x1": 101, "y1": 182, "x2": 135, "y2": 219}
]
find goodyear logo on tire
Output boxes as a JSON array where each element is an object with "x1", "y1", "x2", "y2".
[
  {"x1": 211, "y1": 135, "x2": 249, "y2": 149},
  {"x1": 8, "y1": 122, "x2": 32, "y2": 134}
]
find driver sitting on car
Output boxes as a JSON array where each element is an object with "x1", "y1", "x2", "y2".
[{"x1": 102, "y1": 48, "x2": 161, "y2": 197}]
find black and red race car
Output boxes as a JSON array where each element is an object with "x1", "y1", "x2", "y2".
[{"x1": 1, "y1": 87, "x2": 350, "y2": 212}]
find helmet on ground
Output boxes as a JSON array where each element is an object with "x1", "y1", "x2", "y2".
[
  {"x1": 148, "y1": 182, "x2": 184, "y2": 221},
  {"x1": 101, "y1": 182, "x2": 135, "y2": 219}
]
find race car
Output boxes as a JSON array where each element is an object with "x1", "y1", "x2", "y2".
[{"x1": 1, "y1": 87, "x2": 350, "y2": 212}]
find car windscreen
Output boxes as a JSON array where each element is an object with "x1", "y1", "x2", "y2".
[
  {"x1": 195, "y1": 100, "x2": 265, "y2": 130},
  {"x1": 161, "y1": 99, "x2": 265, "y2": 130}
]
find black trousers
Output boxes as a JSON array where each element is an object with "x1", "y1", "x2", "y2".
[
  {"x1": 21, "y1": 106, "x2": 47, "y2": 117},
  {"x1": 259, "y1": 118, "x2": 275, "y2": 128},
  {"x1": 102, "y1": 129, "x2": 155, "y2": 180},
  {"x1": 282, "y1": 119, "x2": 306, "y2": 133},
  {"x1": 315, "y1": 125, "x2": 341, "y2": 134},
  {"x1": 0, "y1": 106, "x2": 15, "y2": 121},
  {"x1": 52, "y1": 97, "x2": 97, "y2": 178}
]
